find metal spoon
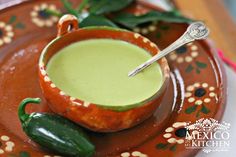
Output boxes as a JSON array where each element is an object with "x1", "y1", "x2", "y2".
[{"x1": 128, "y1": 21, "x2": 210, "y2": 77}]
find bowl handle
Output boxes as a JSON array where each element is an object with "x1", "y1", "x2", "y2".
[{"x1": 57, "y1": 14, "x2": 79, "y2": 37}]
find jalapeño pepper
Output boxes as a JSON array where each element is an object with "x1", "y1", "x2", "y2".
[{"x1": 18, "y1": 98, "x2": 95, "y2": 157}]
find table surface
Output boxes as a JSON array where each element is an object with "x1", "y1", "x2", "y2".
[{"x1": 1, "y1": 0, "x2": 236, "y2": 157}]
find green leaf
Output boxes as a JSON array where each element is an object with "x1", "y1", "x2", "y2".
[
  {"x1": 77, "y1": 0, "x2": 90, "y2": 13},
  {"x1": 19, "y1": 151, "x2": 30, "y2": 157},
  {"x1": 185, "y1": 64, "x2": 194, "y2": 73},
  {"x1": 196, "y1": 61, "x2": 207, "y2": 69},
  {"x1": 196, "y1": 68, "x2": 201, "y2": 74},
  {"x1": 170, "y1": 144, "x2": 177, "y2": 152},
  {"x1": 8, "y1": 15, "x2": 17, "y2": 24},
  {"x1": 113, "y1": 11, "x2": 193, "y2": 29},
  {"x1": 89, "y1": 0, "x2": 134, "y2": 15},
  {"x1": 80, "y1": 14, "x2": 118, "y2": 28},
  {"x1": 156, "y1": 143, "x2": 169, "y2": 149},
  {"x1": 44, "y1": 9, "x2": 62, "y2": 17},
  {"x1": 60, "y1": 0, "x2": 78, "y2": 17},
  {"x1": 15, "y1": 22, "x2": 25, "y2": 29},
  {"x1": 185, "y1": 105, "x2": 197, "y2": 114},
  {"x1": 170, "y1": 9, "x2": 182, "y2": 17},
  {"x1": 201, "y1": 104, "x2": 210, "y2": 114},
  {"x1": 156, "y1": 32, "x2": 162, "y2": 39},
  {"x1": 196, "y1": 110, "x2": 201, "y2": 118}
]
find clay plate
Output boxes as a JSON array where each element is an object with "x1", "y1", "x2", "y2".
[{"x1": 0, "y1": 0, "x2": 226, "y2": 157}]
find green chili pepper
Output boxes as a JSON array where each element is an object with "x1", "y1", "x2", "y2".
[{"x1": 18, "y1": 98, "x2": 95, "y2": 157}]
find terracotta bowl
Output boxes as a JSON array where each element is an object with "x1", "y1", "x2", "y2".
[{"x1": 38, "y1": 14, "x2": 170, "y2": 132}]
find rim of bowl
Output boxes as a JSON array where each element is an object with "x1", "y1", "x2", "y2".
[{"x1": 38, "y1": 26, "x2": 170, "y2": 111}]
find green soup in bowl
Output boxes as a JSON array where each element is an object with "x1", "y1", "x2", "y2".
[
  {"x1": 38, "y1": 14, "x2": 170, "y2": 132},
  {"x1": 47, "y1": 39, "x2": 163, "y2": 109}
]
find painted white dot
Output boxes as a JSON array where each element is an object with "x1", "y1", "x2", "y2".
[
  {"x1": 185, "y1": 92, "x2": 192, "y2": 98},
  {"x1": 83, "y1": 101, "x2": 90, "y2": 107},
  {"x1": 141, "y1": 28, "x2": 148, "y2": 34},
  {"x1": 50, "y1": 83, "x2": 56, "y2": 88},
  {"x1": 191, "y1": 51, "x2": 199, "y2": 58},
  {"x1": 167, "y1": 138, "x2": 176, "y2": 144},
  {"x1": 44, "y1": 76, "x2": 50, "y2": 82},
  {"x1": 36, "y1": 21, "x2": 46, "y2": 27},
  {"x1": 5, "y1": 146, "x2": 13, "y2": 152},
  {"x1": 148, "y1": 25, "x2": 156, "y2": 32},
  {"x1": 191, "y1": 45, "x2": 198, "y2": 51},
  {"x1": 185, "y1": 56, "x2": 193, "y2": 62},
  {"x1": 32, "y1": 17, "x2": 39, "y2": 23},
  {"x1": 3, "y1": 37, "x2": 11, "y2": 43},
  {"x1": 209, "y1": 92, "x2": 216, "y2": 97},
  {"x1": 150, "y1": 42, "x2": 156, "y2": 47},
  {"x1": 134, "y1": 33, "x2": 140, "y2": 39},
  {"x1": 1, "y1": 135, "x2": 9, "y2": 141},
  {"x1": 132, "y1": 151, "x2": 141, "y2": 156},
  {"x1": 173, "y1": 122, "x2": 186, "y2": 128},
  {"x1": 169, "y1": 53, "x2": 177, "y2": 60},
  {"x1": 121, "y1": 152, "x2": 130, "y2": 157},
  {"x1": 5, "y1": 25, "x2": 12, "y2": 31},
  {"x1": 31, "y1": 11, "x2": 37, "y2": 17},
  {"x1": 0, "y1": 149, "x2": 4, "y2": 154},
  {"x1": 187, "y1": 85, "x2": 194, "y2": 91},
  {"x1": 163, "y1": 133, "x2": 172, "y2": 138},
  {"x1": 133, "y1": 27, "x2": 140, "y2": 33},
  {"x1": 6, "y1": 141, "x2": 14, "y2": 147},
  {"x1": 195, "y1": 100, "x2": 203, "y2": 105},
  {"x1": 59, "y1": 91, "x2": 65, "y2": 96},
  {"x1": 49, "y1": 5, "x2": 56, "y2": 10},
  {"x1": 194, "y1": 83, "x2": 201, "y2": 87},
  {"x1": 0, "y1": 39, "x2": 3, "y2": 46},
  {"x1": 143, "y1": 38, "x2": 149, "y2": 43},
  {"x1": 176, "y1": 139, "x2": 184, "y2": 144},
  {"x1": 7, "y1": 31, "x2": 14, "y2": 37},
  {"x1": 0, "y1": 22, "x2": 5, "y2": 27},
  {"x1": 52, "y1": 16, "x2": 59, "y2": 22},
  {"x1": 202, "y1": 83, "x2": 208, "y2": 88},
  {"x1": 45, "y1": 20, "x2": 53, "y2": 27},
  {"x1": 177, "y1": 57, "x2": 184, "y2": 63},
  {"x1": 44, "y1": 156, "x2": 51, "y2": 157},
  {"x1": 41, "y1": 69, "x2": 46, "y2": 76},
  {"x1": 41, "y1": 3, "x2": 48, "y2": 9},
  {"x1": 209, "y1": 87, "x2": 215, "y2": 91},
  {"x1": 140, "y1": 154, "x2": 148, "y2": 157},
  {"x1": 165, "y1": 127, "x2": 174, "y2": 132},
  {"x1": 204, "y1": 98, "x2": 211, "y2": 103},
  {"x1": 35, "y1": 19, "x2": 45, "y2": 27}
]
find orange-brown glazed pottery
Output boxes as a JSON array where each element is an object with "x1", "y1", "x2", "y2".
[
  {"x1": 38, "y1": 14, "x2": 170, "y2": 132},
  {"x1": 0, "y1": 1, "x2": 226, "y2": 157}
]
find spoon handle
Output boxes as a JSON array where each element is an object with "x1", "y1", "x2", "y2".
[{"x1": 128, "y1": 21, "x2": 210, "y2": 77}]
